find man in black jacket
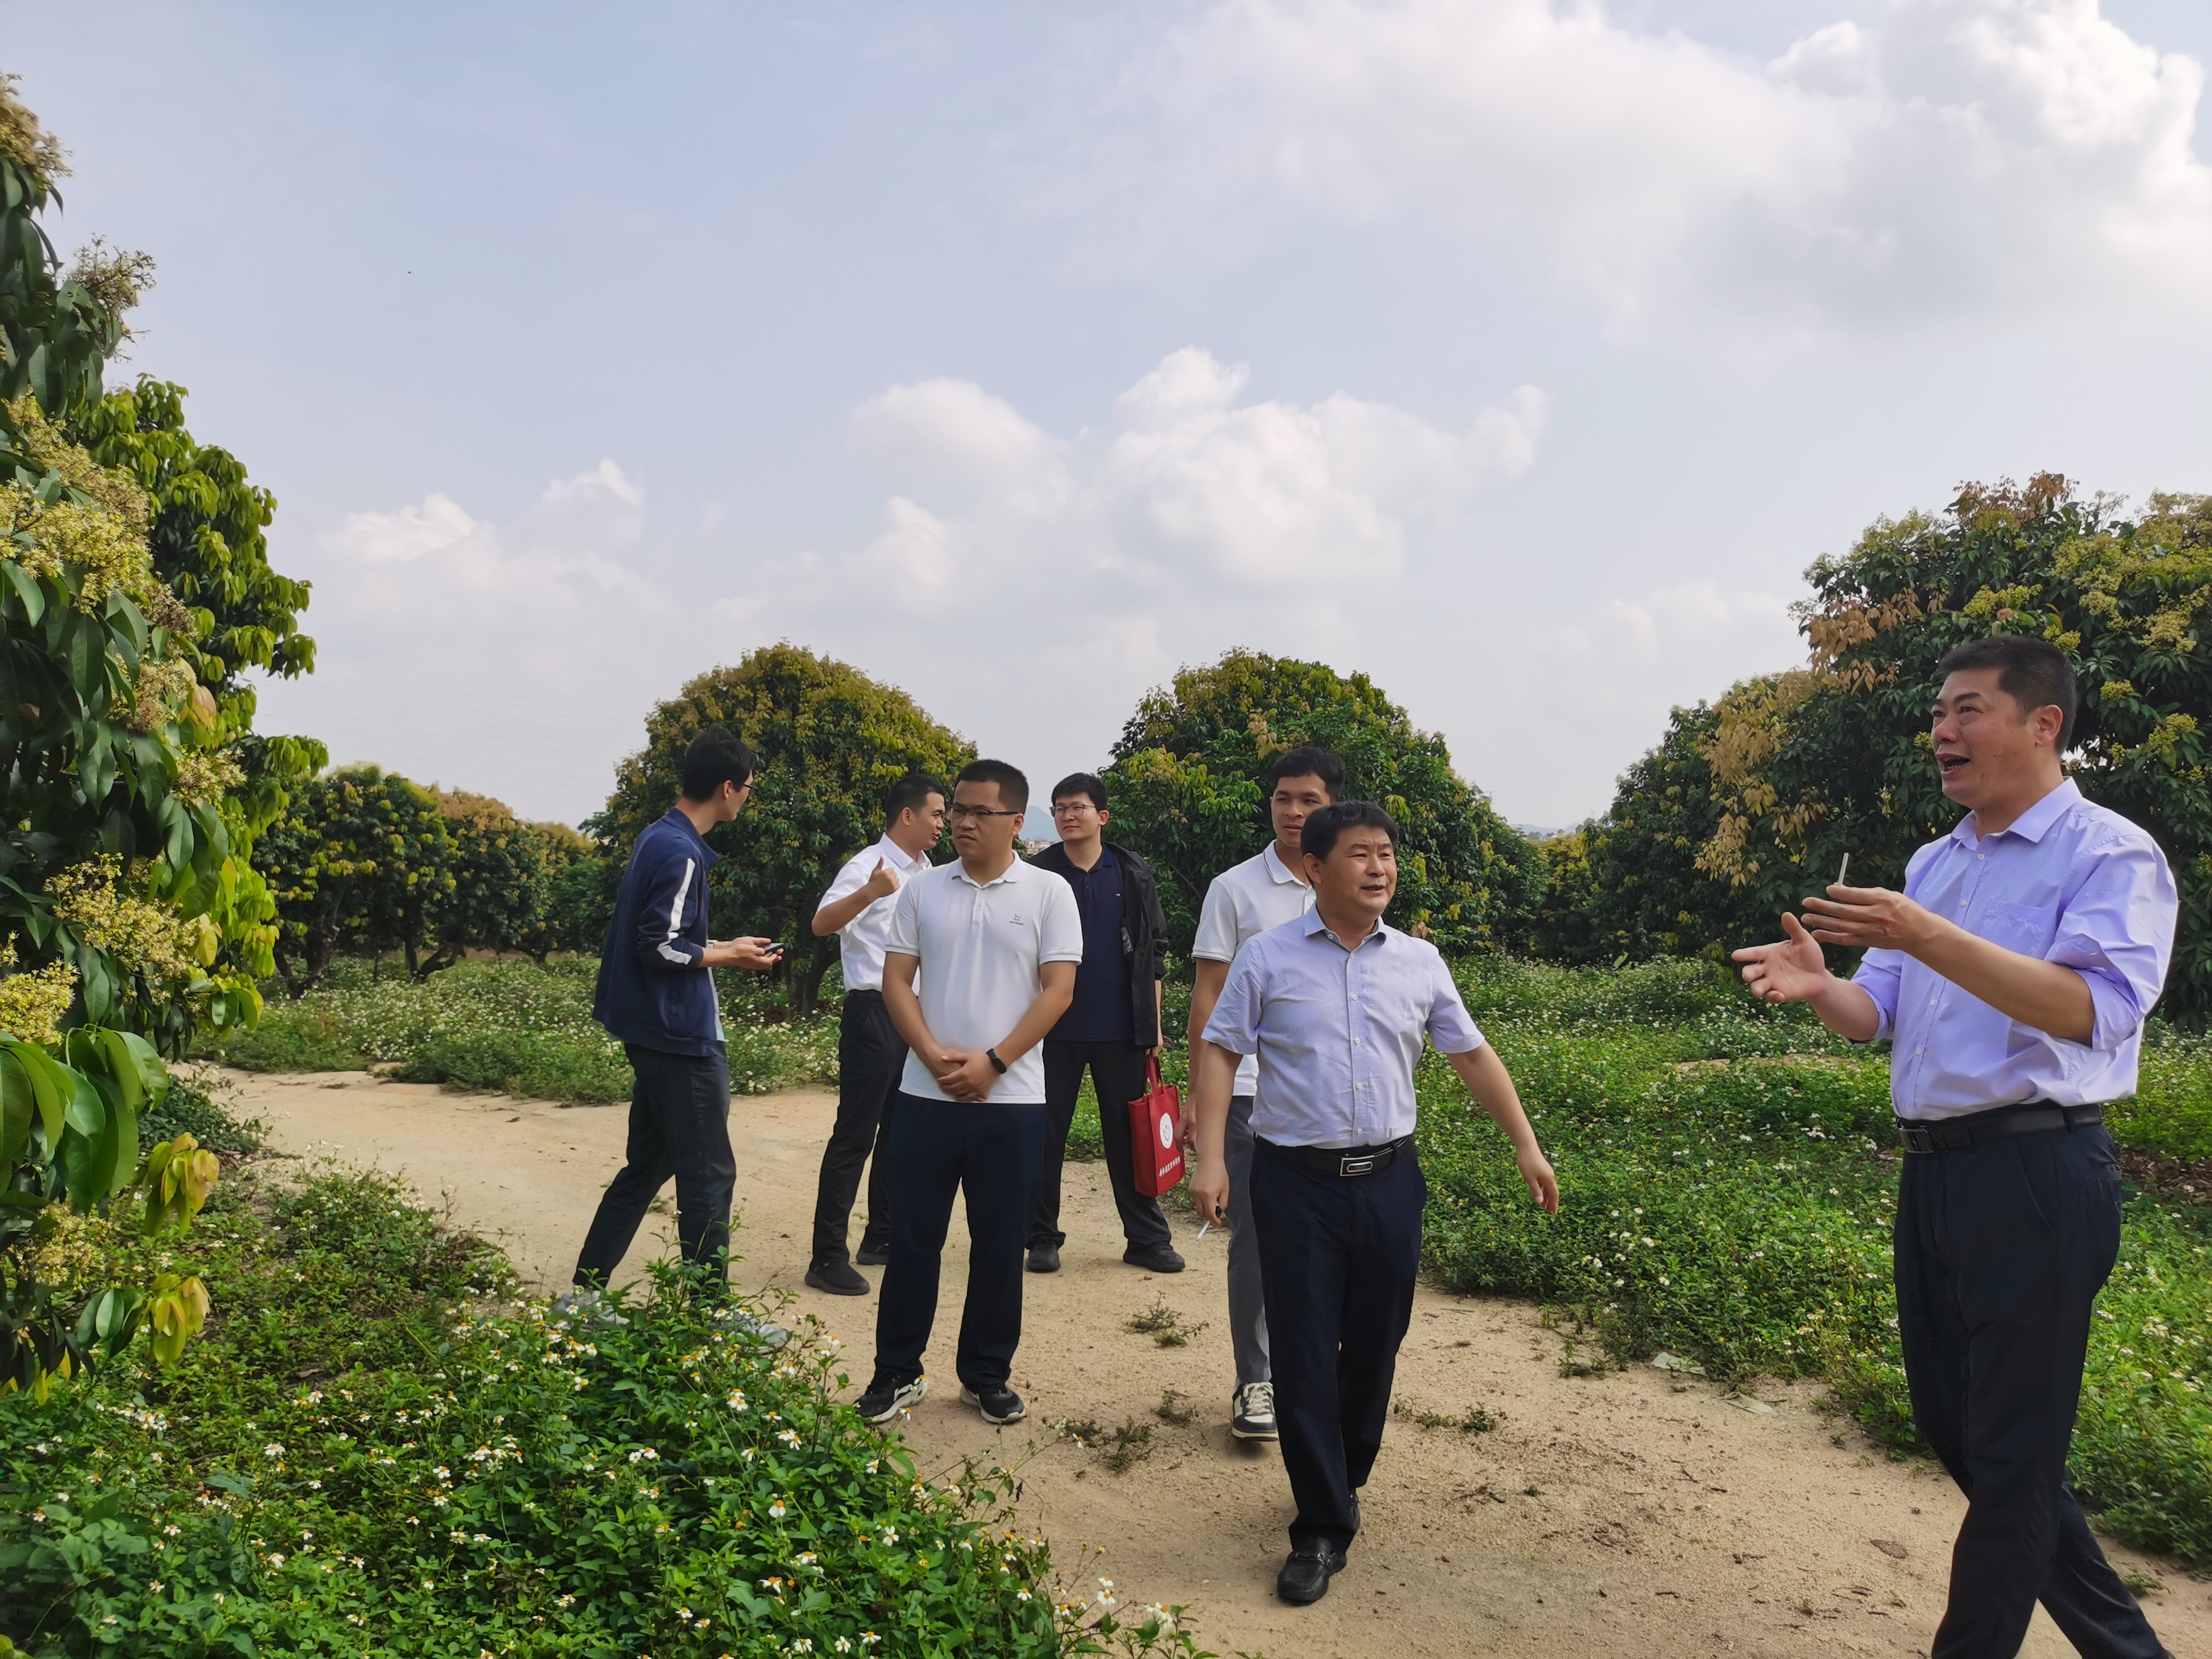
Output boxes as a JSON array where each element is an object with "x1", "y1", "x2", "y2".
[{"x1": 1026, "y1": 772, "x2": 1181, "y2": 1275}]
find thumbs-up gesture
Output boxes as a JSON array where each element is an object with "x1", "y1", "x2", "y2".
[{"x1": 862, "y1": 857, "x2": 902, "y2": 902}]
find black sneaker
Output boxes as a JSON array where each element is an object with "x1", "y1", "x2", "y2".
[
  {"x1": 805, "y1": 1260, "x2": 870, "y2": 1296},
  {"x1": 854, "y1": 1244, "x2": 890, "y2": 1267},
  {"x1": 1123, "y1": 1242, "x2": 1185, "y2": 1273},
  {"x1": 1027, "y1": 1244, "x2": 1061, "y2": 1273},
  {"x1": 854, "y1": 1373, "x2": 927, "y2": 1424},
  {"x1": 960, "y1": 1383, "x2": 1027, "y2": 1424}
]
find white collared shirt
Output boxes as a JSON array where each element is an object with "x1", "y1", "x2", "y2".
[
  {"x1": 886, "y1": 856, "x2": 1084, "y2": 1104},
  {"x1": 1202, "y1": 911, "x2": 1486, "y2": 1148},
  {"x1": 815, "y1": 834, "x2": 935, "y2": 993},
  {"x1": 1191, "y1": 842, "x2": 1316, "y2": 1094}
]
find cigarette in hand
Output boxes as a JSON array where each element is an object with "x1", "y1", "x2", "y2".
[
  {"x1": 1195, "y1": 1221, "x2": 1212, "y2": 1240},
  {"x1": 1835, "y1": 853, "x2": 1851, "y2": 887}
]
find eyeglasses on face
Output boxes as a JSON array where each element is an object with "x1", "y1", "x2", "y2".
[{"x1": 946, "y1": 803, "x2": 1024, "y2": 823}]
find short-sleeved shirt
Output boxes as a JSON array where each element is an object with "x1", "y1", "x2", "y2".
[
  {"x1": 886, "y1": 856, "x2": 1084, "y2": 1104},
  {"x1": 814, "y1": 834, "x2": 934, "y2": 993},
  {"x1": 1049, "y1": 846, "x2": 1134, "y2": 1044},
  {"x1": 1202, "y1": 911, "x2": 1484, "y2": 1148},
  {"x1": 1192, "y1": 843, "x2": 1316, "y2": 1094},
  {"x1": 1852, "y1": 779, "x2": 2176, "y2": 1119}
]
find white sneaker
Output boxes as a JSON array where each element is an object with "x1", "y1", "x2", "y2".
[
  {"x1": 551, "y1": 1287, "x2": 628, "y2": 1327},
  {"x1": 1231, "y1": 1381, "x2": 1278, "y2": 1441}
]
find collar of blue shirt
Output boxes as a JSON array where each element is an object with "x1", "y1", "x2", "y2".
[
  {"x1": 1947, "y1": 777, "x2": 2080, "y2": 849},
  {"x1": 1302, "y1": 907, "x2": 1394, "y2": 951}
]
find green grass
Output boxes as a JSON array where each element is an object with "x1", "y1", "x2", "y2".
[
  {"x1": 197, "y1": 958, "x2": 839, "y2": 1104},
  {"x1": 1421, "y1": 955, "x2": 2212, "y2": 1563},
  {"x1": 0, "y1": 1111, "x2": 1203, "y2": 1655}
]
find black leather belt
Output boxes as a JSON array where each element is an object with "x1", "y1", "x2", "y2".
[
  {"x1": 1258, "y1": 1134, "x2": 1414, "y2": 1178},
  {"x1": 1896, "y1": 1102, "x2": 2105, "y2": 1155}
]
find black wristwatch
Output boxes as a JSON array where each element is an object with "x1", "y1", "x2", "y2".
[{"x1": 985, "y1": 1048, "x2": 1008, "y2": 1074}]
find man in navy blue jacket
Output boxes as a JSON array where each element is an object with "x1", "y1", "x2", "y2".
[{"x1": 569, "y1": 727, "x2": 781, "y2": 1300}]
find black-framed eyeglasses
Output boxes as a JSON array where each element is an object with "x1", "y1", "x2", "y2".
[{"x1": 946, "y1": 804, "x2": 1024, "y2": 823}]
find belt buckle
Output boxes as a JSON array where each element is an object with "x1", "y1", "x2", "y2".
[
  {"x1": 1899, "y1": 1123, "x2": 1934, "y2": 1155},
  {"x1": 1338, "y1": 1152, "x2": 1377, "y2": 1178}
]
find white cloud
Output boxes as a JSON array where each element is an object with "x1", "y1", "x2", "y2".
[
  {"x1": 822, "y1": 346, "x2": 1546, "y2": 602},
  {"x1": 322, "y1": 492, "x2": 479, "y2": 563},
  {"x1": 1025, "y1": 0, "x2": 2212, "y2": 334}
]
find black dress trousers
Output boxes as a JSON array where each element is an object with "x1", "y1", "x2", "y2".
[
  {"x1": 1894, "y1": 1121, "x2": 2170, "y2": 1659},
  {"x1": 809, "y1": 989, "x2": 906, "y2": 1267},
  {"x1": 1033, "y1": 1037, "x2": 1173, "y2": 1252},
  {"x1": 1250, "y1": 1137, "x2": 1424, "y2": 1555}
]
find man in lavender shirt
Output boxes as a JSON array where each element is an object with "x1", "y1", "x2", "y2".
[{"x1": 1735, "y1": 637, "x2": 2176, "y2": 1659}]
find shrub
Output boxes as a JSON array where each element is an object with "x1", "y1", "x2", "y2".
[
  {"x1": 0, "y1": 1168, "x2": 1208, "y2": 1657},
  {"x1": 199, "y1": 959, "x2": 838, "y2": 1105}
]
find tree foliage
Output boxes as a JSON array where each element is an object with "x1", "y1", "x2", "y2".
[
  {"x1": 0, "y1": 76, "x2": 264, "y2": 1397},
  {"x1": 1546, "y1": 477, "x2": 2212, "y2": 1018},
  {"x1": 256, "y1": 769, "x2": 580, "y2": 988},
  {"x1": 1527, "y1": 702, "x2": 1766, "y2": 965},
  {"x1": 594, "y1": 644, "x2": 974, "y2": 1013},
  {"x1": 1101, "y1": 649, "x2": 1543, "y2": 957}
]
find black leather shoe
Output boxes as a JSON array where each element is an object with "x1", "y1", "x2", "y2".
[
  {"x1": 1027, "y1": 1244, "x2": 1061, "y2": 1273},
  {"x1": 854, "y1": 1244, "x2": 890, "y2": 1267},
  {"x1": 805, "y1": 1260, "x2": 870, "y2": 1296},
  {"x1": 1123, "y1": 1242, "x2": 1185, "y2": 1273},
  {"x1": 1276, "y1": 1547, "x2": 1346, "y2": 1604}
]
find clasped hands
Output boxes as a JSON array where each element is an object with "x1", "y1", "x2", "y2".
[{"x1": 925, "y1": 1045, "x2": 1002, "y2": 1102}]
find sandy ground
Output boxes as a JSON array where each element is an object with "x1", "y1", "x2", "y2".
[{"x1": 219, "y1": 1067, "x2": 2211, "y2": 1659}]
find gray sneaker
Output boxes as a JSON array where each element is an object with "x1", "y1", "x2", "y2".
[
  {"x1": 551, "y1": 1287, "x2": 629, "y2": 1327},
  {"x1": 1231, "y1": 1380, "x2": 1278, "y2": 1441},
  {"x1": 712, "y1": 1306, "x2": 791, "y2": 1350}
]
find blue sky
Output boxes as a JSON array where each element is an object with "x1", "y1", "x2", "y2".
[{"x1": 11, "y1": 1, "x2": 2212, "y2": 829}]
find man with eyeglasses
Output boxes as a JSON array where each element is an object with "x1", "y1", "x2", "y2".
[
  {"x1": 1024, "y1": 773, "x2": 1179, "y2": 1276},
  {"x1": 857, "y1": 759, "x2": 1081, "y2": 1427},
  {"x1": 803, "y1": 771, "x2": 949, "y2": 1297}
]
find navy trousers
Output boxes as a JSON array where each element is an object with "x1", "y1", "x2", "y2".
[
  {"x1": 1895, "y1": 1121, "x2": 2169, "y2": 1659},
  {"x1": 1250, "y1": 1137, "x2": 1424, "y2": 1555},
  {"x1": 573, "y1": 1044, "x2": 734, "y2": 1288},
  {"x1": 874, "y1": 1092, "x2": 1047, "y2": 1390},
  {"x1": 809, "y1": 991, "x2": 906, "y2": 1267}
]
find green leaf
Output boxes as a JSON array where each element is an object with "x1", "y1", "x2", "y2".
[
  {"x1": 0, "y1": 1052, "x2": 30, "y2": 1165},
  {"x1": 0, "y1": 560, "x2": 43, "y2": 623}
]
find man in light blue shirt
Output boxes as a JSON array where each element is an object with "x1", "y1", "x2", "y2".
[
  {"x1": 1735, "y1": 636, "x2": 2176, "y2": 1659},
  {"x1": 1192, "y1": 800, "x2": 1558, "y2": 1607}
]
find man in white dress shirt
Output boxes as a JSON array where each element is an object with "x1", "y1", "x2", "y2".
[
  {"x1": 1193, "y1": 800, "x2": 1559, "y2": 1606},
  {"x1": 803, "y1": 772, "x2": 947, "y2": 1296},
  {"x1": 857, "y1": 760, "x2": 1081, "y2": 1427},
  {"x1": 1184, "y1": 745, "x2": 1338, "y2": 1441}
]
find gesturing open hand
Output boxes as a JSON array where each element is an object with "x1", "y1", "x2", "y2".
[{"x1": 1731, "y1": 913, "x2": 1832, "y2": 1006}]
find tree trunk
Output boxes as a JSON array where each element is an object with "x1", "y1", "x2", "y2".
[{"x1": 793, "y1": 942, "x2": 834, "y2": 1019}]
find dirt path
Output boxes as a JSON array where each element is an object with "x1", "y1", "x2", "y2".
[{"x1": 221, "y1": 1068, "x2": 2211, "y2": 1658}]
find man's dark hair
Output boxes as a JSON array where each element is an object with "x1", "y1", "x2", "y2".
[
  {"x1": 956, "y1": 758, "x2": 1030, "y2": 815},
  {"x1": 1051, "y1": 772, "x2": 1108, "y2": 813},
  {"x1": 883, "y1": 771, "x2": 947, "y2": 823},
  {"x1": 1269, "y1": 745, "x2": 1346, "y2": 800},
  {"x1": 1301, "y1": 800, "x2": 1399, "y2": 862},
  {"x1": 1935, "y1": 635, "x2": 2079, "y2": 749},
  {"x1": 680, "y1": 727, "x2": 756, "y2": 801}
]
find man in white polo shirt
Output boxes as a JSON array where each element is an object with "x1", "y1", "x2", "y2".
[
  {"x1": 1184, "y1": 745, "x2": 1339, "y2": 1442},
  {"x1": 858, "y1": 759, "x2": 1081, "y2": 1427},
  {"x1": 803, "y1": 771, "x2": 947, "y2": 1296}
]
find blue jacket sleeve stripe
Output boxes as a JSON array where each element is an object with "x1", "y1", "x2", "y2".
[{"x1": 637, "y1": 851, "x2": 705, "y2": 971}]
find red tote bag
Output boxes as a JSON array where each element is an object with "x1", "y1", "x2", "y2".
[{"x1": 1128, "y1": 1054, "x2": 1185, "y2": 1199}]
